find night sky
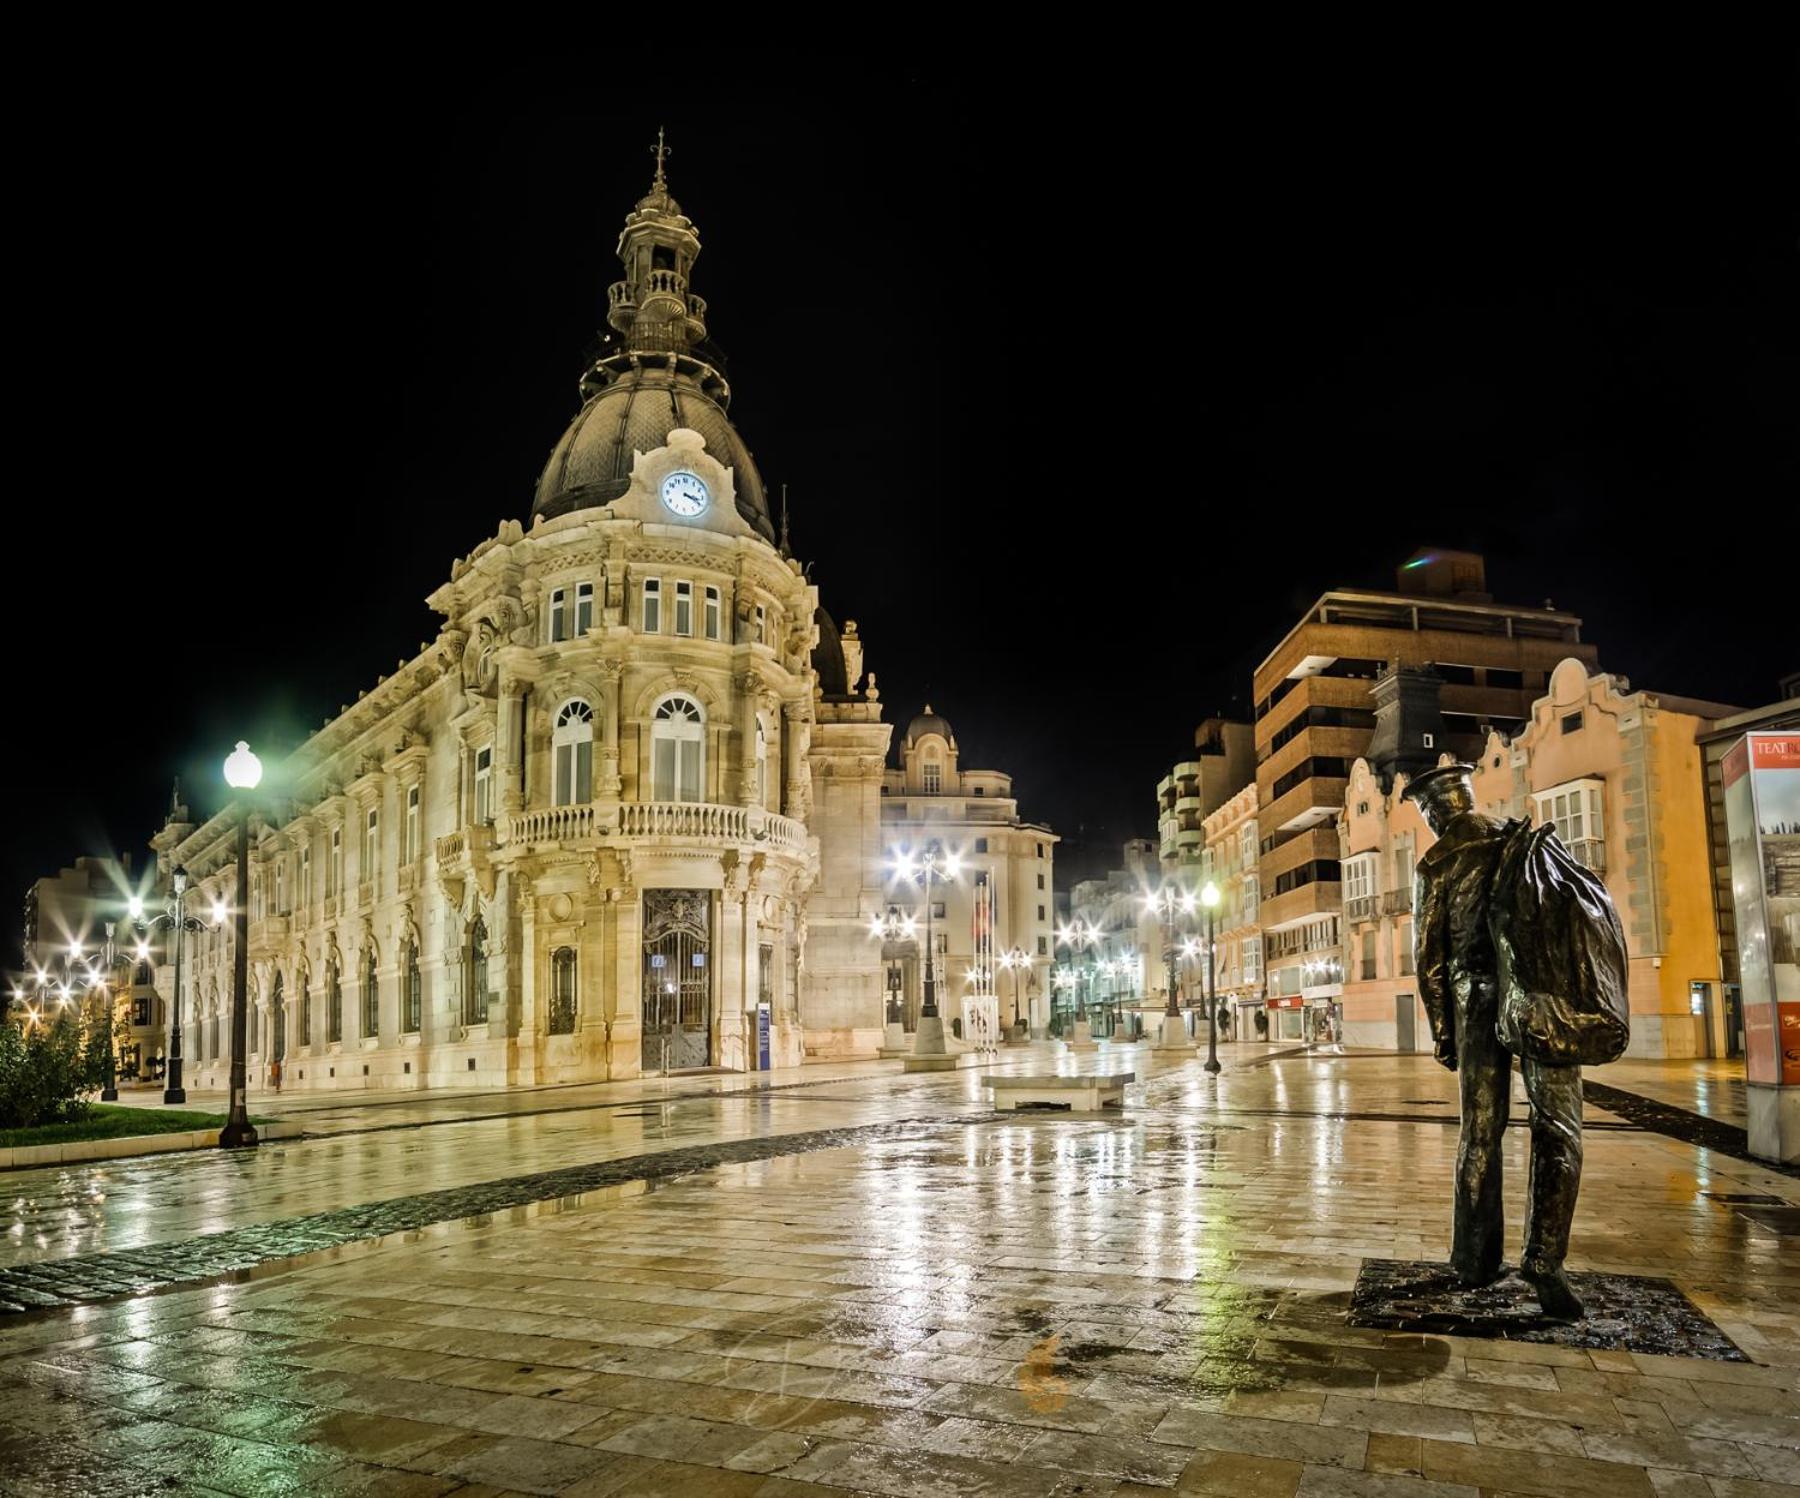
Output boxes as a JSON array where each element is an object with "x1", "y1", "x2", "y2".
[{"x1": 9, "y1": 48, "x2": 1795, "y2": 961}]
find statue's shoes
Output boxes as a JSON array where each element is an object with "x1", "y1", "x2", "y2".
[
  {"x1": 1522, "y1": 1262, "x2": 1585, "y2": 1320},
  {"x1": 1450, "y1": 1259, "x2": 1506, "y2": 1290}
]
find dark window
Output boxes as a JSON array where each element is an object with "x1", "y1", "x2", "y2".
[
  {"x1": 328, "y1": 964, "x2": 342, "y2": 1043},
  {"x1": 975, "y1": 838, "x2": 988, "y2": 853},
  {"x1": 1561, "y1": 711, "x2": 1584, "y2": 734},
  {"x1": 1486, "y1": 668, "x2": 1523, "y2": 689},
  {"x1": 466, "y1": 919, "x2": 489, "y2": 1025},
  {"x1": 299, "y1": 979, "x2": 310, "y2": 1046},
  {"x1": 549, "y1": 947, "x2": 576, "y2": 1035},
  {"x1": 1434, "y1": 664, "x2": 1477, "y2": 686},
  {"x1": 362, "y1": 950, "x2": 379, "y2": 1039},
  {"x1": 404, "y1": 944, "x2": 421, "y2": 1035}
]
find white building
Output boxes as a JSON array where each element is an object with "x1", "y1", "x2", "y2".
[{"x1": 144, "y1": 150, "x2": 1053, "y2": 1092}]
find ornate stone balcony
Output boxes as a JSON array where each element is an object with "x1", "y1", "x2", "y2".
[{"x1": 496, "y1": 801, "x2": 811, "y2": 857}]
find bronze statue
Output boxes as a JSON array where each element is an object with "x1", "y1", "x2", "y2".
[{"x1": 1407, "y1": 763, "x2": 1630, "y2": 1320}]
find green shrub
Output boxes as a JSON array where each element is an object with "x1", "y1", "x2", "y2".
[{"x1": 0, "y1": 1000, "x2": 119, "y2": 1129}]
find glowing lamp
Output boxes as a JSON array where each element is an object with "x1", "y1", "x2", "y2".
[
  {"x1": 211, "y1": 899, "x2": 229, "y2": 926},
  {"x1": 127, "y1": 894, "x2": 145, "y2": 920},
  {"x1": 224, "y1": 740, "x2": 263, "y2": 790},
  {"x1": 1202, "y1": 882, "x2": 1221, "y2": 908}
]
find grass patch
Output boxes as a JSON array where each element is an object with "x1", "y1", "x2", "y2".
[{"x1": 0, "y1": 1104, "x2": 230, "y2": 1149}]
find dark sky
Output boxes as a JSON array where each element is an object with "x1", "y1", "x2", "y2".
[{"x1": 9, "y1": 46, "x2": 1796, "y2": 957}]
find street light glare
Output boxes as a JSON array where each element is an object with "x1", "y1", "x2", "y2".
[
  {"x1": 127, "y1": 895, "x2": 145, "y2": 920},
  {"x1": 211, "y1": 899, "x2": 229, "y2": 925},
  {"x1": 1202, "y1": 881, "x2": 1221, "y2": 908},
  {"x1": 223, "y1": 740, "x2": 263, "y2": 790}
]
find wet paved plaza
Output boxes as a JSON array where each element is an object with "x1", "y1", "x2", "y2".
[{"x1": 1, "y1": 1046, "x2": 1796, "y2": 1496}]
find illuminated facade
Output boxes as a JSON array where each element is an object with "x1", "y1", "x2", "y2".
[{"x1": 145, "y1": 152, "x2": 1024, "y2": 1092}]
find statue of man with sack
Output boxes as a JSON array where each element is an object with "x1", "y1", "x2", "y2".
[{"x1": 1405, "y1": 762, "x2": 1630, "y2": 1319}]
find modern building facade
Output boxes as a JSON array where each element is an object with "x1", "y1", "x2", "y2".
[
  {"x1": 1254, "y1": 549, "x2": 1599, "y2": 1035},
  {"x1": 136, "y1": 151, "x2": 1045, "y2": 1094},
  {"x1": 1199, "y1": 782, "x2": 1264, "y2": 1038},
  {"x1": 1157, "y1": 718, "x2": 1254, "y2": 870},
  {"x1": 1338, "y1": 657, "x2": 1740, "y2": 1057}
]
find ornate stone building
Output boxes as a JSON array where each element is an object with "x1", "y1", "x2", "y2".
[{"x1": 148, "y1": 151, "x2": 967, "y2": 1092}]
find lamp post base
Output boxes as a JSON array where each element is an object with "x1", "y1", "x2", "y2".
[
  {"x1": 1065, "y1": 1018, "x2": 1098, "y2": 1052},
  {"x1": 100, "y1": 1086, "x2": 119, "y2": 1102},
  {"x1": 162, "y1": 1088, "x2": 187, "y2": 1105},
  {"x1": 878, "y1": 1019, "x2": 911, "y2": 1058},
  {"x1": 1156, "y1": 1013, "x2": 1195, "y2": 1052},
  {"x1": 219, "y1": 1119, "x2": 259, "y2": 1149},
  {"x1": 910, "y1": 1013, "x2": 948, "y2": 1056}
]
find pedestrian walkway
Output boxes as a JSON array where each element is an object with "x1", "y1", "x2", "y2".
[
  {"x1": 1, "y1": 1047, "x2": 1794, "y2": 1496},
  {"x1": 1590, "y1": 1057, "x2": 1749, "y2": 1128}
]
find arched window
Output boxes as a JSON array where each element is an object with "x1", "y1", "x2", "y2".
[
  {"x1": 272, "y1": 972, "x2": 286, "y2": 1061},
  {"x1": 549, "y1": 947, "x2": 576, "y2": 1035},
  {"x1": 651, "y1": 695, "x2": 705, "y2": 802},
  {"x1": 298, "y1": 973, "x2": 310, "y2": 1048},
  {"x1": 554, "y1": 699, "x2": 595, "y2": 806},
  {"x1": 403, "y1": 941, "x2": 422, "y2": 1034},
  {"x1": 328, "y1": 962, "x2": 343, "y2": 1043},
  {"x1": 362, "y1": 947, "x2": 379, "y2": 1039},
  {"x1": 754, "y1": 716, "x2": 769, "y2": 810},
  {"x1": 208, "y1": 982, "x2": 220, "y2": 1061},
  {"x1": 465, "y1": 917, "x2": 489, "y2": 1025},
  {"x1": 250, "y1": 992, "x2": 259, "y2": 1054},
  {"x1": 134, "y1": 960, "x2": 153, "y2": 986}
]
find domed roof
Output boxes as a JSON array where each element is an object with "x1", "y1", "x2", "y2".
[
  {"x1": 813, "y1": 608, "x2": 849, "y2": 699},
  {"x1": 905, "y1": 704, "x2": 954, "y2": 745},
  {"x1": 532, "y1": 365, "x2": 773, "y2": 539}
]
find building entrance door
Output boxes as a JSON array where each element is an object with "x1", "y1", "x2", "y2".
[
  {"x1": 1725, "y1": 984, "x2": 1745, "y2": 1059},
  {"x1": 642, "y1": 890, "x2": 711, "y2": 1072},
  {"x1": 1396, "y1": 993, "x2": 1416, "y2": 1052}
]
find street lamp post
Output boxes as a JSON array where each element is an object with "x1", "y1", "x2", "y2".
[
  {"x1": 893, "y1": 843, "x2": 961, "y2": 1072},
  {"x1": 1201, "y1": 881, "x2": 1222, "y2": 1075},
  {"x1": 1146, "y1": 883, "x2": 1196, "y2": 1053},
  {"x1": 219, "y1": 741, "x2": 262, "y2": 1149},
  {"x1": 997, "y1": 946, "x2": 1031, "y2": 1042},
  {"x1": 867, "y1": 907, "x2": 917, "y2": 1057},
  {"x1": 129, "y1": 868, "x2": 213, "y2": 1104},
  {"x1": 1054, "y1": 918, "x2": 1102, "y2": 1049}
]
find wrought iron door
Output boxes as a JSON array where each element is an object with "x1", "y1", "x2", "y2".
[{"x1": 642, "y1": 890, "x2": 711, "y2": 1071}]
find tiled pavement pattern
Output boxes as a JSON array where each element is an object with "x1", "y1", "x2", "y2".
[
  {"x1": 0, "y1": 1121, "x2": 935, "y2": 1313},
  {"x1": 1, "y1": 1050, "x2": 1796, "y2": 1497}
]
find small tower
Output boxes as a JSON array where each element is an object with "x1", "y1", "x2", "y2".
[{"x1": 605, "y1": 127, "x2": 709, "y2": 359}]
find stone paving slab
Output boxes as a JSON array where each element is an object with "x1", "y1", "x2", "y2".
[{"x1": 0, "y1": 1118, "x2": 936, "y2": 1315}]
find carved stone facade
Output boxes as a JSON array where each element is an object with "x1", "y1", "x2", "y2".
[{"x1": 141, "y1": 153, "x2": 1030, "y2": 1092}]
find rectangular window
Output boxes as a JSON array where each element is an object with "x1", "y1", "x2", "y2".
[
  {"x1": 405, "y1": 786, "x2": 420, "y2": 864},
  {"x1": 364, "y1": 808, "x2": 379, "y2": 886},
  {"x1": 575, "y1": 582, "x2": 594, "y2": 637},
  {"x1": 704, "y1": 586, "x2": 721, "y2": 640},
  {"x1": 329, "y1": 828, "x2": 343, "y2": 896},
  {"x1": 755, "y1": 604, "x2": 766, "y2": 645},
  {"x1": 975, "y1": 837, "x2": 988, "y2": 853},
  {"x1": 931, "y1": 901, "x2": 946, "y2": 920},
  {"x1": 404, "y1": 949, "x2": 422, "y2": 1034},
  {"x1": 643, "y1": 577, "x2": 661, "y2": 633},
  {"x1": 1037, "y1": 904, "x2": 1046, "y2": 921},
  {"x1": 474, "y1": 747, "x2": 493, "y2": 825},
  {"x1": 1361, "y1": 930, "x2": 1377, "y2": 981},
  {"x1": 1533, "y1": 780, "x2": 1606, "y2": 872},
  {"x1": 1344, "y1": 853, "x2": 1377, "y2": 904},
  {"x1": 300, "y1": 847, "x2": 311, "y2": 910},
  {"x1": 1037, "y1": 936, "x2": 1048, "y2": 956},
  {"x1": 923, "y1": 764, "x2": 941, "y2": 794},
  {"x1": 275, "y1": 861, "x2": 286, "y2": 915},
  {"x1": 1036, "y1": 842, "x2": 1045, "y2": 859},
  {"x1": 1395, "y1": 838, "x2": 1415, "y2": 908},
  {"x1": 1243, "y1": 937, "x2": 1262, "y2": 984},
  {"x1": 1242, "y1": 874, "x2": 1258, "y2": 922},
  {"x1": 1037, "y1": 873, "x2": 1045, "y2": 890},
  {"x1": 549, "y1": 587, "x2": 568, "y2": 643},
  {"x1": 674, "y1": 581, "x2": 693, "y2": 636}
]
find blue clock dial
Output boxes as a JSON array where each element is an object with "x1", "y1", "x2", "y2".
[{"x1": 660, "y1": 471, "x2": 710, "y2": 518}]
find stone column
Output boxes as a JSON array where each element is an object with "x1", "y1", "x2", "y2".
[
  {"x1": 599, "y1": 661, "x2": 624, "y2": 800},
  {"x1": 496, "y1": 672, "x2": 525, "y2": 816},
  {"x1": 608, "y1": 886, "x2": 641, "y2": 1078},
  {"x1": 517, "y1": 879, "x2": 539, "y2": 1086},
  {"x1": 717, "y1": 876, "x2": 749, "y2": 1071}
]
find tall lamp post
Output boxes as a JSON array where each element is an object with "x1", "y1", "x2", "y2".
[
  {"x1": 128, "y1": 869, "x2": 213, "y2": 1104},
  {"x1": 867, "y1": 907, "x2": 918, "y2": 1057},
  {"x1": 997, "y1": 946, "x2": 1031, "y2": 1041},
  {"x1": 220, "y1": 741, "x2": 262, "y2": 1149},
  {"x1": 1201, "y1": 881, "x2": 1222, "y2": 1075},
  {"x1": 894, "y1": 842, "x2": 960, "y2": 1072},
  {"x1": 1055, "y1": 918, "x2": 1102, "y2": 1048},
  {"x1": 1146, "y1": 883, "x2": 1196, "y2": 1052}
]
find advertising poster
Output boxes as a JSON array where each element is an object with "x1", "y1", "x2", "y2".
[{"x1": 1724, "y1": 734, "x2": 1800, "y2": 1086}]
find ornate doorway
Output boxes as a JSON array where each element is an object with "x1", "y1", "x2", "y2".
[{"x1": 642, "y1": 890, "x2": 711, "y2": 1071}]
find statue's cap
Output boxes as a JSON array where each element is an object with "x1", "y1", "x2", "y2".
[{"x1": 1401, "y1": 762, "x2": 1477, "y2": 814}]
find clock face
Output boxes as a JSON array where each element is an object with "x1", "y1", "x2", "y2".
[{"x1": 660, "y1": 470, "x2": 710, "y2": 518}]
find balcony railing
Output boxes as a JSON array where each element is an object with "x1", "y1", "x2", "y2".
[
  {"x1": 1345, "y1": 895, "x2": 1378, "y2": 924},
  {"x1": 1382, "y1": 888, "x2": 1412, "y2": 916},
  {"x1": 1568, "y1": 838, "x2": 1606, "y2": 874},
  {"x1": 494, "y1": 801, "x2": 813, "y2": 856}
]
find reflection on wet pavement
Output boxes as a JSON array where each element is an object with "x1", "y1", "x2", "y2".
[{"x1": 1, "y1": 1047, "x2": 1796, "y2": 1495}]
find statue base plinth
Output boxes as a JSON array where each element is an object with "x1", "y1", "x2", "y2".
[
  {"x1": 1064, "y1": 1019, "x2": 1098, "y2": 1052},
  {"x1": 1347, "y1": 1258, "x2": 1749, "y2": 1361}
]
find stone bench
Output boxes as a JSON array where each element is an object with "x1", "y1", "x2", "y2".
[{"x1": 988, "y1": 1072, "x2": 1133, "y2": 1113}]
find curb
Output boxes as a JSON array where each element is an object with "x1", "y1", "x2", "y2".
[{"x1": 0, "y1": 1120, "x2": 305, "y2": 1172}]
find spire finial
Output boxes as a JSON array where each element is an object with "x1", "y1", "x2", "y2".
[
  {"x1": 779, "y1": 483, "x2": 791, "y2": 555},
  {"x1": 649, "y1": 125, "x2": 670, "y2": 190}
]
